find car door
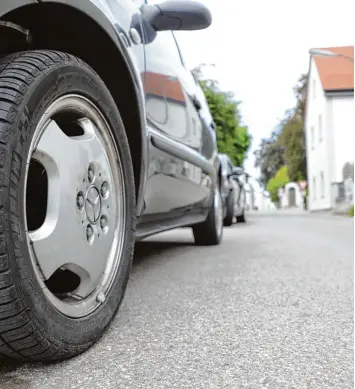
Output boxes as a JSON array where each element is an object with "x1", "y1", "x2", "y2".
[{"x1": 140, "y1": 0, "x2": 211, "y2": 218}]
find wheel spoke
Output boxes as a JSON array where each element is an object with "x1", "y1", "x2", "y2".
[{"x1": 28, "y1": 119, "x2": 118, "y2": 296}]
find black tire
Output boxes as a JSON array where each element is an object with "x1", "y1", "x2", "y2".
[
  {"x1": 236, "y1": 211, "x2": 246, "y2": 223},
  {"x1": 192, "y1": 187, "x2": 223, "y2": 246},
  {"x1": 223, "y1": 190, "x2": 235, "y2": 227},
  {"x1": 0, "y1": 51, "x2": 136, "y2": 361}
]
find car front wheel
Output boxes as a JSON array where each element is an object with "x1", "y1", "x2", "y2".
[{"x1": 0, "y1": 51, "x2": 135, "y2": 361}]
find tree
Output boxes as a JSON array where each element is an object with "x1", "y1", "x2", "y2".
[
  {"x1": 278, "y1": 113, "x2": 307, "y2": 182},
  {"x1": 293, "y1": 73, "x2": 308, "y2": 119},
  {"x1": 254, "y1": 137, "x2": 285, "y2": 187},
  {"x1": 254, "y1": 73, "x2": 308, "y2": 186},
  {"x1": 193, "y1": 65, "x2": 252, "y2": 167},
  {"x1": 266, "y1": 166, "x2": 289, "y2": 203},
  {"x1": 278, "y1": 74, "x2": 308, "y2": 182}
]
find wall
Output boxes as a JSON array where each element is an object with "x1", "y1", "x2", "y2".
[
  {"x1": 305, "y1": 59, "x2": 332, "y2": 210},
  {"x1": 328, "y1": 95, "x2": 355, "y2": 183},
  {"x1": 254, "y1": 191, "x2": 274, "y2": 211},
  {"x1": 244, "y1": 183, "x2": 254, "y2": 210},
  {"x1": 279, "y1": 182, "x2": 304, "y2": 209}
]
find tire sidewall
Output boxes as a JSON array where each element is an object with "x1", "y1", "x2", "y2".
[{"x1": 4, "y1": 59, "x2": 135, "y2": 352}]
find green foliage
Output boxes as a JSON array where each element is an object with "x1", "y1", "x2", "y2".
[
  {"x1": 254, "y1": 74, "x2": 308, "y2": 187},
  {"x1": 266, "y1": 166, "x2": 289, "y2": 203},
  {"x1": 253, "y1": 135, "x2": 285, "y2": 187},
  {"x1": 193, "y1": 67, "x2": 252, "y2": 167},
  {"x1": 279, "y1": 114, "x2": 307, "y2": 182},
  {"x1": 348, "y1": 205, "x2": 354, "y2": 217}
]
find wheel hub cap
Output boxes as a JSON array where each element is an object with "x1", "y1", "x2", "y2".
[
  {"x1": 24, "y1": 95, "x2": 125, "y2": 318},
  {"x1": 85, "y1": 186, "x2": 102, "y2": 224}
]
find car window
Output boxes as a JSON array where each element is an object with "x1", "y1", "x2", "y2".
[
  {"x1": 144, "y1": 0, "x2": 186, "y2": 67},
  {"x1": 157, "y1": 31, "x2": 185, "y2": 66},
  {"x1": 172, "y1": 33, "x2": 187, "y2": 66}
]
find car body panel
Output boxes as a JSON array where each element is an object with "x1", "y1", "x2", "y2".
[
  {"x1": 139, "y1": 2, "x2": 217, "y2": 220},
  {"x1": 0, "y1": 0, "x2": 37, "y2": 17},
  {"x1": 35, "y1": 0, "x2": 149, "y2": 216},
  {"x1": 0, "y1": 0, "x2": 218, "y2": 236}
]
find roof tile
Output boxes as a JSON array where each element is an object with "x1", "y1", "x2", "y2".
[{"x1": 313, "y1": 46, "x2": 354, "y2": 91}]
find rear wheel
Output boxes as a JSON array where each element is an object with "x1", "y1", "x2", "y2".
[
  {"x1": 192, "y1": 186, "x2": 223, "y2": 245},
  {"x1": 0, "y1": 51, "x2": 135, "y2": 361},
  {"x1": 236, "y1": 211, "x2": 246, "y2": 223}
]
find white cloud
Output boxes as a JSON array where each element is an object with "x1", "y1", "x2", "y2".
[{"x1": 175, "y1": 0, "x2": 354, "y2": 178}]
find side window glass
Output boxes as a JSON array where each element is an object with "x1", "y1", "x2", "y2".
[
  {"x1": 144, "y1": 1, "x2": 184, "y2": 66},
  {"x1": 171, "y1": 33, "x2": 185, "y2": 66}
]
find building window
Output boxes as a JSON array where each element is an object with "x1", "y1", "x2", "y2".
[
  {"x1": 318, "y1": 115, "x2": 322, "y2": 142},
  {"x1": 313, "y1": 176, "x2": 316, "y2": 200},
  {"x1": 320, "y1": 171, "x2": 325, "y2": 198},
  {"x1": 311, "y1": 126, "x2": 315, "y2": 149},
  {"x1": 313, "y1": 80, "x2": 316, "y2": 99}
]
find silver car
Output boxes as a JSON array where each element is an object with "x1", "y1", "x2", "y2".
[{"x1": 218, "y1": 154, "x2": 246, "y2": 226}]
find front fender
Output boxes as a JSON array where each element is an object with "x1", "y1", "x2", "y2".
[
  {"x1": 39, "y1": 0, "x2": 144, "y2": 93},
  {"x1": 39, "y1": 0, "x2": 148, "y2": 215},
  {"x1": 0, "y1": 0, "x2": 37, "y2": 17}
]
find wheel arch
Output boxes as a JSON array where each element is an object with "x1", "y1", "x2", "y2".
[{"x1": 0, "y1": 0, "x2": 147, "y2": 215}]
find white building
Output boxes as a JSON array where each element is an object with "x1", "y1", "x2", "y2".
[
  {"x1": 305, "y1": 46, "x2": 354, "y2": 211},
  {"x1": 255, "y1": 190, "x2": 274, "y2": 211},
  {"x1": 279, "y1": 182, "x2": 304, "y2": 209},
  {"x1": 244, "y1": 175, "x2": 274, "y2": 211}
]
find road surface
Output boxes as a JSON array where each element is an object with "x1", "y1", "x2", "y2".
[{"x1": 0, "y1": 212, "x2": 353, "y2": 389}]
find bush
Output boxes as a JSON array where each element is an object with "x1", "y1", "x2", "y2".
[
  {"x1": 348, "y1": 205, "x2": 354, "y2": 217},
  {"x1": 266, "y1": 166, "x2": 289, "y2": 203}
]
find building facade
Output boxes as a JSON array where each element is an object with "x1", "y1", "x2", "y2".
[{"x1": 305, "y1": 46, "x2": 354, "y2": 211}]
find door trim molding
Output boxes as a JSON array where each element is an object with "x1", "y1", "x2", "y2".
[{"x1": 149, "y1": 128, "x2": 215, "y2": 177}]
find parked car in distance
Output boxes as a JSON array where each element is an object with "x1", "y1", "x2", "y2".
[
  {"x1": 0, "y1": 0, "x2": 221, "y2": 362},
  {"x1": 218, "y1": 154, "x2": 247, "y2": 226}
]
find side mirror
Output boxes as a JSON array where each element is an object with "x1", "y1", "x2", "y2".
[
  {"x1": 141, "y1": 1, "x2": 212, "y2": 32},
  {"x1": 228, "y1": 166, "x2": 244, "y2": 178}
]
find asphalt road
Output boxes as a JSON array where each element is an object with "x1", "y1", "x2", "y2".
[{"x1": 0, "y1": 211, "x2": 353, "y2": 389}]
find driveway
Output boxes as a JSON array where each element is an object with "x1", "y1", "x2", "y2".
[{"x1": 0, "y1": 212, "x2": 353, "y2": 389}]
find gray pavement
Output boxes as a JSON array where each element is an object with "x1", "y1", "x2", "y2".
[{"x1": 0, "y1": 212, "x2": 353, "y2": 389}]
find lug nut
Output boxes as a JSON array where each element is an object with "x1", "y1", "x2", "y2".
[
  {"x1": 86, "y1": 225, "x2": 94, "y2": 242},
  {"x1": 97, "y1": 292, "x2": 106, "y2": 303},
  {"x1": 76, "y1": 193, "x2": 84, "y2": 210},
  {"x1": 101, "y1": 182, "x2": 108, "y2": 197},
  {"x1": 100, "y1": 216, "x2": 106, "y2": 229}
]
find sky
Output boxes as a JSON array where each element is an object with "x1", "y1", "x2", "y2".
[{"x1": 174, "y1": 0, "x2": 354, "y2": 183}]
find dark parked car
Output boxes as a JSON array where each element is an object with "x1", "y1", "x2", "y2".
[
  {"x1": 0, "y1": 0, "x2": 222, "y2": 361},
  {"x1": 218, "y1": 153, "x2": 247, "y2": 225}
]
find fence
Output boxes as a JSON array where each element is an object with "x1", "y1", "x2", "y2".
[{"x1": 331, "y1": 178, "x2": 354, "y2": 213}]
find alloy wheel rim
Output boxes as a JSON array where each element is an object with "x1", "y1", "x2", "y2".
[{"x1": 24, "y1": 94, "x2": 126, "y2": 318}]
